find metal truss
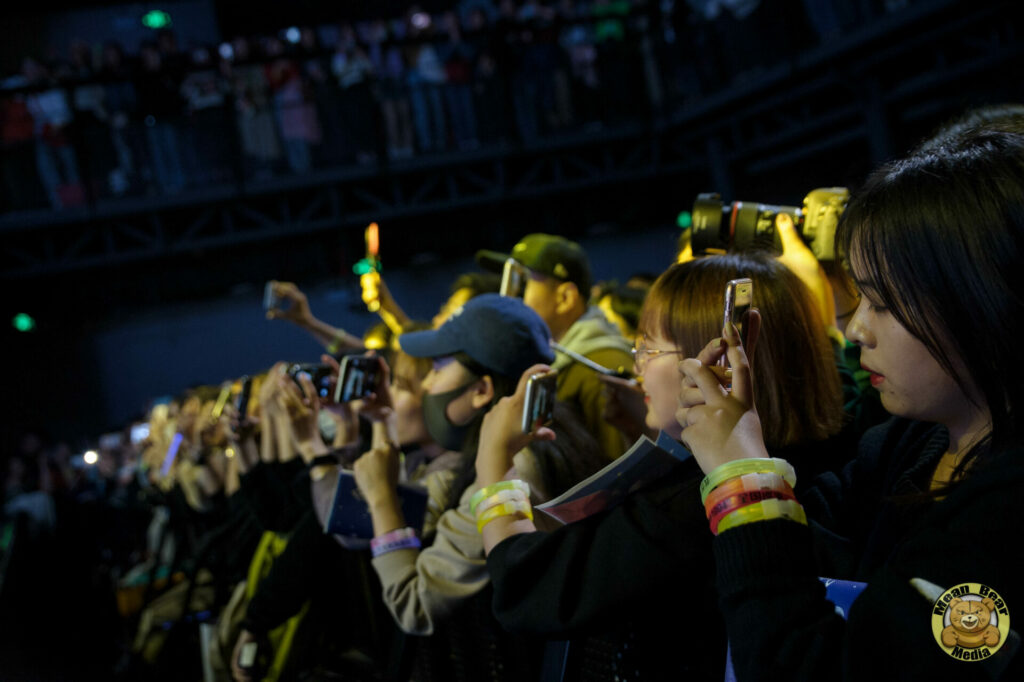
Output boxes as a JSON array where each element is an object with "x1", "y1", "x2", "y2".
[{"x1": 1, "y1": 0, "x2": 1018, "y2": 279}]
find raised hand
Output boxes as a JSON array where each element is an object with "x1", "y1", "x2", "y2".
[
  {"x1": 476, "y1": 364, "x2": 556, "y2": 486},
  {"x1": 676, "y1": 321, "x2": 770, "y2": 474}
]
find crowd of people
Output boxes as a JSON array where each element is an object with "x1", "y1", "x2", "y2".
[
  {"x1": 1, "y1": 0, "x2": 899, "y2": 212},
  {"x1": 4, "y1": 104, "x2": 1022, "y2": 682}
]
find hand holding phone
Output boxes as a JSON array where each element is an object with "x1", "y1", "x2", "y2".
[
  {"x1": 264, "y1": 280, "x2": 317, "y2": 326},
  {"x1": 522, "y1": 370, "x2": 558, "y2": 433},
  {"x1": 287, "y1": 363, "x2": 337, "y2": 405},
  {"x1": 334, "y1": 355, "x2": 384, "y2": 403}
]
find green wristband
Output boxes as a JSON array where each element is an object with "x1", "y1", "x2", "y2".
[
  {"x1": 470, "y1": 479, "x2": 530, "y2": 515},
  {"x1": 700, "y1": 458, "x2": 796, "y2": 503}
]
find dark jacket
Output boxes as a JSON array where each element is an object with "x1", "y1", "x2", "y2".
[
  {"x1": 486, "y1": 433, "x2": 856, "y2": 680},
  {"x1": 714, "y1": 417, "x2": 1024, "y2": 681}
]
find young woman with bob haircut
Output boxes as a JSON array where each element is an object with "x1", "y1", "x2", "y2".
[
  {"x1": 473, "y1": 252, "x2": 854, "y2": 680},
  {"x1": 677, "y1": 128, "x2": 1024, "y2": 680}
]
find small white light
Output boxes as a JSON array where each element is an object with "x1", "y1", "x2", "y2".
[
  {"x1": 225, "y1": 447, "x2": 236, "y2": 458},
  {"x1": 84, "y1": 450, "x2": 99, "y2": 465},
  {"x1": 218, "y1": 42, "x2": 234, "y2": 61},
  {"x1": 411, "y1": 12, "x2": 431, "y2": 29},
  {"x1": 285, "y1": 27, "x2": 301, "y2": 44}
]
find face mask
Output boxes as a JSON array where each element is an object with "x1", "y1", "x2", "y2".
[{"x1": 421, "y1": 377, "x2": 484, "y2": 451}]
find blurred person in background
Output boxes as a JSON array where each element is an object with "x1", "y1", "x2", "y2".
[
  {"x1": 135, "y1": 41, "x2": 185, "y2": 194},
  {"x1": 478, "y1": 233, "x2": 634, "y2": 459}
]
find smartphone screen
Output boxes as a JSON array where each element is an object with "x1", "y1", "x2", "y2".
[
  {"x1": 720, "y1": 278, "x2": 753, "y2": 368},
  {"x1": 263, "y1": 281, "x2": 279, "y2": 311},
  {"x1": 334, "y1": 356, "x2": 382, "y2": 402},
  {"x1": 235, "y1": 376, "x2": 253, "y2": 417},
  {"x1": 130, "y1": 423, "x2": 150, "y2": 445},
  {"x1": 239, "y1": 641, "x2": 258, "y2": 668},
  {"x1": 521, "y1": 371, "x2": 558, "y2": 433}
]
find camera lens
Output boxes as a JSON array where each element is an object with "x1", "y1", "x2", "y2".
[{"x1": 691, "y1": 193, "x2": 731, "y2": 254}]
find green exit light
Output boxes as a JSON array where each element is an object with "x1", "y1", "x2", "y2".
[
  {"x1": 13, "y1": 313, "x2": 35, "y2": 332},
  {"x1": 676, "y1": 211, "x2": 692, "y2": 229},
  {"x1": 142, "y1": 10, "x2": 172, "y2": 29}
]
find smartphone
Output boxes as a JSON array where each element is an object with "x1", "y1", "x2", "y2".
[
  {"x1": 263, "y1": 281, "x2": 292, "y2": 314},
  {"x1": 500, "y1": 258, "x2": 528, "y2": 298},
  {"x1": 238, "y1": 640, "x2": 259, "y2": 669},
  {"x1": 235, "y1": 376, "x2": 253, "y2": 417},
  {"x1": 287, "y1": 363, "x2": 337, "y2": 404},
  {"x1": 521, "y1": 370, "x2": 558, "y2": 433},
  {"x1": 130, "y1": 422, "x2": 150, "y2": 446},
  {"x1": 720, "y1": 278, "x2": 753, "y2": 368},
  {"x1": 334, "y1": 355, "x2": 383, "y2": 403}
]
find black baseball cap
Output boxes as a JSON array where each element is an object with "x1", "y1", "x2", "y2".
[
  {"x1": 476, "y1": 233, "x2": 592, "y2": 296},
  {"x1": 398, "y1": 293, "x2": 554, "y2": 378}
]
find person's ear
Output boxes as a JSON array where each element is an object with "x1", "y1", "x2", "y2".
[
  {"x1": 470, "y1": 375, "x2": 495, "y2": 409},
  {"x1": 554, "y1": 281, "x2": 581, "y2": 315}
]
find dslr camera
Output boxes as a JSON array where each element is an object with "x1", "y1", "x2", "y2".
[{"x1": 690, "y1": 187, "x2": 849, "y2": 262}]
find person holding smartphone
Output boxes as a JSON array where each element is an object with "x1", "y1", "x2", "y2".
[
  {"x1": 349, "y1": 293, "x2": 604, "y2": 645},
  {"x1": 475, "y1": 253, "x2": 855, "y2": 679},
  {"x1": 678, "y1": 128, "x2": 1024, "y2": 680}
]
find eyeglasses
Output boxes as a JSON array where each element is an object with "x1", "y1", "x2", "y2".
[{"x1": 631, "y1": 336, "x2": 686, "y2": 373}]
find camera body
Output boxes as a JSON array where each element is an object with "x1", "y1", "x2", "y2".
[
  {"x1": 287, "y1": 363, "x2": 336, "y2": 403},
  {"x1": 691, "y1": 187, "x2": 849, "y2": 261}
]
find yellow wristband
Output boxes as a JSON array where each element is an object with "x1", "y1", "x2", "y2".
[
  {"x1": 476, "y1": 500, "x2": 533, "y2": 533},
  {"x1": 474, "y1": 488, "x2": 530, "y2": 517},
  {"x1": 470, "y1": 480, "x2": 530, "y2": 515},
  {"x1": 715, "y1": 498, "x2": 807, "y2": 535},
  {"x1": 700, "y1": 458, "x2": 797, "y2": 503}
]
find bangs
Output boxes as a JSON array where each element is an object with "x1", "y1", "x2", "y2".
[{"x1": 637, "y1": 257, "x2": 744, "y2": 355}]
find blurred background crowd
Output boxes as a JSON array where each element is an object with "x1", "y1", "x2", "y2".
[{"x1": 2, "y1": 0, "x2": 901, "y2": 212}]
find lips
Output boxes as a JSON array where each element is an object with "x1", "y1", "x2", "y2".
[{"x1": 861, "y1": 363, "x2": 884, "y2": 388}]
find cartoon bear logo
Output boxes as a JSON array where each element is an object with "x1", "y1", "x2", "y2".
[{"x1": 941, "y1": 598, "x2": 1001, "y2": 649}]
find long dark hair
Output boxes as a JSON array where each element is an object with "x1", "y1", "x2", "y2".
[{"x1": 837, "y1": 128, "x2": 1024, "y2": 477}]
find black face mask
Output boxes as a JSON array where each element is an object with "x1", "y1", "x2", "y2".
[{"x1": 421, "y1": 377, "x2": 484, "y2": 452}]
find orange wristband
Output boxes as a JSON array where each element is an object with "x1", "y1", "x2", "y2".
[
  {"x1": 703, "y1": 472, "x2": 793, "y2": 519},
  {"x1": 708, "y1": 488, "x2": 796, "y2": 535}
]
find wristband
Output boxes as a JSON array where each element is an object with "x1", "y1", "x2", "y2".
[
  {"x1": 370, "y1": 527, "x2": 421, "y2": 557},
  {"x1": 476, "y1": 499, "x2": 533, "y2": 533},
  {"x1": 474, "y1": 488, "x2": 530, "y2": 517},
  {"x1": 707, "y1": 488, "x2": 796, "y2": 535},
  {"x1": 470, "y1": 480, "x2": 530, "y2": 515},
  {"x1": 700, "y1": 458, "x2": 796, "y2": 503},
  {"x1": 703, "y1": 472, "x2": 793, "y2": 519},
  {"x1": 715, "y1": 498, "x2": 807, "y2": 536}
]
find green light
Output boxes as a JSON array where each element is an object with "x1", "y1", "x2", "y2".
[
  {"x1": 676, "y1": 211, "x2": 692, "y2": 229},
  {"x1": 352, "y1": 259, "x2": 374, "y2": 276},
  {"x1": 13, "y1": 313, "x2": 35, "y2": 332},
  {"x1": 141, "y1": 10, "x2": 172, "y2": 29}
]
